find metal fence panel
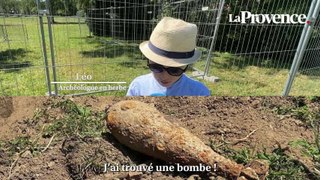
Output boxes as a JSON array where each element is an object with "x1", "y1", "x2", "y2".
[
  {"x1": 289, "y1": 0, "x2": 320, "y2": 95},
  {"x1": 211, "y1": 0, "x2": 314, "y2": 95},
  {"x1": 0, "y1": 15, "x2": 48, "y2": 95}
]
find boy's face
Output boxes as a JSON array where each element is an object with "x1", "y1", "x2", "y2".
[{"x1": 148, "y1": 60, "x2": 187, "y2": 88}]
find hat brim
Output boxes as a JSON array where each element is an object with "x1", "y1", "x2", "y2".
[{"x1": 139, "y1": 41, "x2": 201, "y2": 67}]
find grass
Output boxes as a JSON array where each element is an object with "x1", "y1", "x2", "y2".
[
  {"x1": 256, "y1": 148, "x2": 308, "y2": 179},
  {"x1": 0, "y1": 16, "x2": 150, "y2": 96},
  {"x1": 210, "y1": 142, "x2": 310, "y2": 179},
  {"x1": 0, "y1": 99, "x2": 106, "y2": 159},
  {"x1": 1, "y1": 16, "x2": 320, "y2": 95},
  {"x1": 193, "y1": 52, "x2": 320, "y2": 96},
  {"x1": 270, "y1": 99, "x2": 320, "y2": 178},
  {"x1": 290, "y1": 140, "x2": 320, "y2": 163},
  {"x1": 0, "y1": 136, "x2": 42, "y2": 157},
  {"x1": 42, "y1": 99, "x2": 106, "y2": 138},
  {"x1": 0, "y1": 99, "x2": 108, "y2": 180}
]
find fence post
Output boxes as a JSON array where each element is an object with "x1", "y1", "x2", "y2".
[
  {"x1": 282, "y1": 0, "x2": 320, "y2": 96},
  {"x1": 37, "y1": 0, "x2": 52, "y2": 96},
  {"x1": 204, "y1": 0, "x2": 225, "y2": 77},
  {"x1": 2, "y1": 17, "x2": 12, "y2": 56},
  {"x1": 45, "y1": 0, "x2": 58, "y2": 96}
]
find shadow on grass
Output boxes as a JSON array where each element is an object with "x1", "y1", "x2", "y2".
[
  {"x1": 68, "y1": 36, "x2": 91, "y2": 40},
  {"x1": 81, "y1": 44, "x2": 140, "y2": 58},
  {"x1": 212, "y1": 52, "x2": 294, "y2": 70},
  {"x1": 51, "y1": 22, "x2": 86, "y2": 25},
  {"x1": 80, "y1": 36, "x2": 142, "y2": 59},
  {"x1": 81, "y1": 47, "x2": 126, "y2": 58},
  {"x1": 116, "y1": 60, "x2": 150, "y2": 69},
  {"x1": 0, "y1": 48, "x2": 32, "y2": 72}
]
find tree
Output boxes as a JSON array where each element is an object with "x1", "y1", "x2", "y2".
[
  {"x1": 77, "y1": 0, "x2": 95, "y2": 14},
  {"x1": 19, "y1": 0, "x2": 37, "y2": 15},
  {"x1": 0, "y1": 0, "x2": 19, "y2": 14}
]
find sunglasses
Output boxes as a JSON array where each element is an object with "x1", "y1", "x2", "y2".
[{"x1": 147, "y1": 62, "x2": 188, "y2": 76}]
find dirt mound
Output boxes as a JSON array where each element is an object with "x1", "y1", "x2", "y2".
[{"x1": 0, "y1": 96, "x2": 319, "y2": 179}]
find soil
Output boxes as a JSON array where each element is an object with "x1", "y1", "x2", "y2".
[{"x1": 0, "y1": 96, "x2": 319, "y2": 180}]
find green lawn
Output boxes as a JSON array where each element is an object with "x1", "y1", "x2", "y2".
[
  {"x1": 0, "y1": 16, "x2": 319, "y2": 96},
  {"x1": 193, "y1": 52, "x2": 320, "y2": 96}
]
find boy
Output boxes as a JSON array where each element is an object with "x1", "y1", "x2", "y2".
[{"x1": 127, "y1": 17, "x2": 210, "y2": 96}]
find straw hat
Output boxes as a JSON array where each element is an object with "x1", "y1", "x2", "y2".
[{"x1": 139, "y1": 17, "x2": 201, "y2": 67}]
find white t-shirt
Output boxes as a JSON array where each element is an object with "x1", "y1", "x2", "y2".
[{"x1": 126, "y1": 73, "x2": 210, "y2": 96}]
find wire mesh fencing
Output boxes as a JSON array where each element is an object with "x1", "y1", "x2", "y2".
[
  {"x1": 0, "y1": 15, "x2": 49, "y2": 95},
  {"x1": 300, "y1": 20, "x2": 320, "y2": 77},
  {"x1": 210, "y1": 0, "x2": 318, "y2": 95},
  {"x1": 0, "y1": 0, "x2": 319, "y2": 96},
  {"x1": 287, "y1": 0, "x2": 320, "y2": 95}
]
